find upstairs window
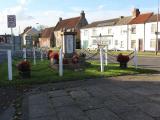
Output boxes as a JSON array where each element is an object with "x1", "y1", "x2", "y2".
[
  {"x1": 131, "y1": 25, "x2": 136, "y2": 34},
  {"x1": 92, "y1": 29, "x2": 97, "y2": 36},
  {"x1": 108, "y1": 28, "x2": 112, "y2": 34},
  {"x1": 84, "y1": 30, "x2": 88, "y2": 36},
  {"x1": 151, "y1": 24, "x2": 157, "y2": 34}
]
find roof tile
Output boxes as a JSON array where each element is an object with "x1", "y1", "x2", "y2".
[
  {"x1": 54, "y1": 17, "x2": 80, "y2": 31},
  {"x1": 129, "y1": 13, "x2": 153, "y2": 24}
]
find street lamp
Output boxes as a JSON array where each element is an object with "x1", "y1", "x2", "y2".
[{"x1": 156, "y1": 0, "x2": 159, "y2": 55}]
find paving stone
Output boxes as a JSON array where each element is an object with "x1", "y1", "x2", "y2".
[
  {"x1": 119, "y1": 107, "x2": 154, "y2": 120},
  {"x1": 115, "y1": 91, "x2": 149, "y2": 105},
  {"x1": 129, "y1": 87, "x2": 159, "y2": 96},
  {"x1": 28, "y1": 93, "x2": 49, "y2": 105},
  {"x1": 50, "y1": 96, "x2": 75, "y2": 107},
  {"x1": 104, "y1": 95, "x2": 131, "y2": 114},
  {"x1": 56, "y1": 105, "x2": 89, "y2": 120},
  {"x1": 86, "y1": 107, "x2": 121, "y2": 120},
  {"x1": 29, "y1": 104, "x2": 55, "y2": 119},
  {"x1": 75, "y1": 97, "x2": 104, "y2": 111},
  {"x1": 48, "y1": 90, "x2": 68, "y2": 98},
  {"x1": 149, "y1": 95, "x2": 160, "y2": 102},
  {"x1": 0, "y1": 106, "x2": 15, "y2": 120},
  {"x1": 138, "y1": 102, "x2": 160, "y2": 117},
  {"x1": 69, "y1": 90, "x2": 90, "y2": 100},
  {"x1": 30, "y1": 115, "x2": 58, "y2": 120},
  {"x1": 85, "y1": 86, "x2": 112, "y2": 100}
]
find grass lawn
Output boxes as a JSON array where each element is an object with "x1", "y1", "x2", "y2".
[{"x1": 0, "y1": 59, "x2": 158, "y2": 86}]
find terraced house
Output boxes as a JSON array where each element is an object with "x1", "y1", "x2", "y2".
[{"x1": 80, "y1": 8, "x2": 160, "y2": 51}]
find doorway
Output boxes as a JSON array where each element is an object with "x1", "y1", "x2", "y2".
[{"x1": 138, "y1": 39, "x2": 143, "y2": 51}]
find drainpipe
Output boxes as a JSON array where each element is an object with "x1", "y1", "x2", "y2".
[{"x1": 127, "y1": 25, "x2": 129, "y2": 50}]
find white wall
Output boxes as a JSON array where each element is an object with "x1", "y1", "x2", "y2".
[
  {"x1": 145, "y1": 22, "x2": 160, "y2": 51},
  {"x1": 81, "y1": 26, "x2": 116, "y2": 50},
  {"x1": 113, "y1": 25, "x2": 128, "y2": 50},
  {"x1": 81, "y1": 22, "x2": 160, "y2": 51},
  {"x1": 128, "y1": 24, "x2": 145, "y2": 51}
]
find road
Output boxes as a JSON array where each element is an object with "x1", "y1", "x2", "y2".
[{"x1": 129, "y1": 56, "x2": 160, "y2": 71}]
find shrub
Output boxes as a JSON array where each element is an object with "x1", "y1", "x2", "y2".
[
  {"x1": 72, "y1": 53, "x2": 79, "y2": 64},
  {"x1": 48, "y1": 50, "x2": 53, "y2": 59},
  {"x1": 17, "y1": 61, "x2": 31, "y2": 72},
  {"x1": 117, "y1": 53, "x2": 130, "y2": 63}
]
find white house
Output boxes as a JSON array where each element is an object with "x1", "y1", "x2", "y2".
[
  {"x1": 145, "y1": 14, "x2": 160, "y2": 51},
  {"x1": 21, "y1": 26, "x2": 39, "y2": 47},
  {"x1": 81, "y1": 18, "x2": 119, "y2": 50},
  {"x1": 81, "y1": 8, "x2": 160, "y2": 52},
  {"x1": 113, "y1": 16, "x2": 132, "y2": 50},
  {"x1": 128, "y1": 9, "x2": 153, "y2": 51}
]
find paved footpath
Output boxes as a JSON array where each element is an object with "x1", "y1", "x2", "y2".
[{"x1": 21, "y1": 75, "x2": 160, "y2": 120}]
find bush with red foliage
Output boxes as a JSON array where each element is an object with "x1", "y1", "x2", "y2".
[
  {"x1": 117, "y1": 53, "x2": 130, "y2": 63},
  {"x1": 17, "y1": 61, "x2": 31, "y2": 72},
  {"x1": 72, "y1": 54, "x2": 79, "y2": 64},
  {"x1": 48, "y1": 50, "x2": 53, "y2": 60}
]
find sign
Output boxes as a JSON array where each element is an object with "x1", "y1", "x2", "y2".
[
  {"x1": 7, "y1": 15, "x2": 16, "y2": 28},
  {"x1": 65, "y1": 35, "x2": 73, "y2": 53}
]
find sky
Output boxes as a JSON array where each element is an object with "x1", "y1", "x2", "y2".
[{"x1": 0, "y1": 0, "x2": 158, "y2": 35}]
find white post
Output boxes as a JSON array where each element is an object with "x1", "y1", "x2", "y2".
[
  {"x1": 7, "y1": 50, "x2": 12, "y2": 80},
  {"x1": 59, "y1": 48, "x2": 63, "y2": 76},
  {"x1": 100, "y1": 48, "x2": 104, "y2": 72},
  {"x1": 105, "y1": 46, "x2": 108, "y2": 66},
  {"x1": 40, "y1": 49, "x2": 43, "y2": 61},
  {"x1": 134, "y1": 48, "x2": 138, "y2": 69},
  {"x1": 33, "y1": 47, "x2": 36, "y2": 65},
  {"x1": 23, "y1": 48, "x2": 26, "y2": 61}
]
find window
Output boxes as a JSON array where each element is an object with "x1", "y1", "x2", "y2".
[
  {"x1": 92, "y1": 39, "x2": 97, "y2": 45},
  {"x1": 150, "y1": 39, "x2": 156, "y2": 48},
  {"x1": 108, "y1": 39, "x2": 112, "y2": 45},
  {"x1": 151, "y1": 24, "x2": 157, "y2": 34},
  {"x1": 115, "y1": 40, "x2": 118, "y2": 46},
  {"x1": 108, "y1": 28, "x2": 112, "y2": 34},
  {"x1": 92, "y1": 29, "x2": 97, "y2": 36},
  {"x1": 120, "y1": 41, "x2": 124, "y2": 48},
  {"x1": 25, "y1": 36, "x2": 31, "y2": 40},
  {"x1": 131, "y1": 40, "x2": 136, "y2": 49},
  {"x1": 84, "y1": 30, "x2": 88, "y2": 36},
  {"x1": 131, "y1": 25, "x2": 136, "y2": 34}
]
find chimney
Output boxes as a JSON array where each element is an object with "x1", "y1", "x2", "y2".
[
  {"x1": 80, "y1": 10, "x2": 85, "y2": 18},
  {"x1": 59, "y1": 17, "x2": 62, "y2": 22},
  {"x1": 132, "y1": 8, "x2": 140, "y2": 18}
]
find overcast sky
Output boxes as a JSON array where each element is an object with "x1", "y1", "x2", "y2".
[{"x1": 0, "y1": 0, "x2": 158, "y2": 35}]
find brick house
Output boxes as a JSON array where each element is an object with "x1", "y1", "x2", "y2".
[
  {"x1": 39, "y1": 27, "x2": 54, "y2": 48},
  {"x1": 54, "y1": 11, "x2": 88, "y2": 48}
]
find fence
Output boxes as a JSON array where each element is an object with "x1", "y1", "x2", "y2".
[{"x1": 0, "y1": 47, "x2": 138, "y2": 80}]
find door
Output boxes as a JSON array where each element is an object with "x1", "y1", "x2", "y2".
[{"x1": 138, "y1": 39, "x2": 143, "y2": 51}]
